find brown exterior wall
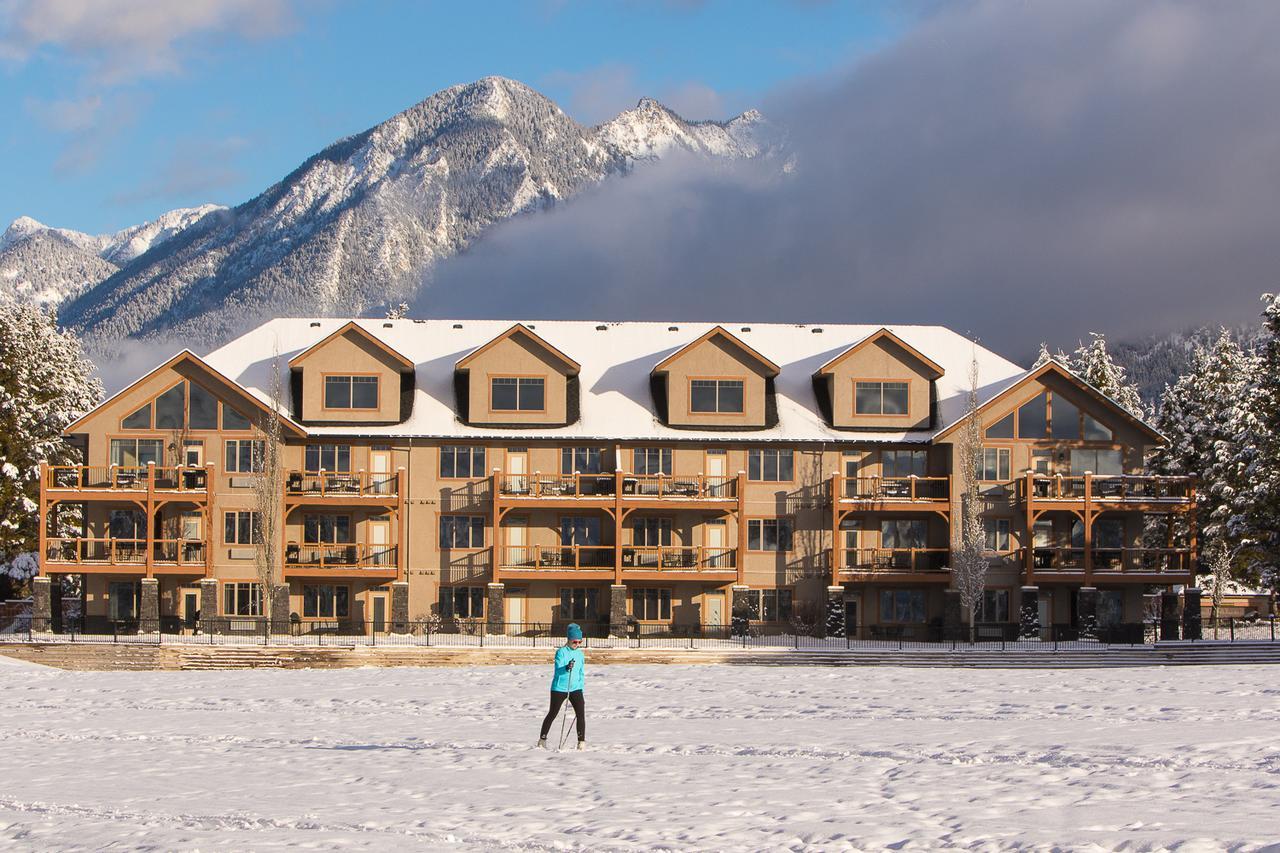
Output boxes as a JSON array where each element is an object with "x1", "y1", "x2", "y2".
[
  {"x1": 661, "y1": 336, "x2": 770, "y2": 428},
  {"x1": 464, "y1": 334, "x2": 572, "y2": 425},
  {"x1": 825, "y1": 338, "x2": 934, "y2": 430},
  {"x1": 297, "y1": 332, "x2": 403, "y2": 423}
]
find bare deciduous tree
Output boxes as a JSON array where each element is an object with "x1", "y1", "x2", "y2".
[
  {"x1": 1206, "y1": 538, "x2": 1234, "y2": 639},
  {"x1": 250, "y1": 353, "x2": 286, "y2": 626},
  {"x1": 951, "y1": 355, "x2": 988, "y2": 643}
]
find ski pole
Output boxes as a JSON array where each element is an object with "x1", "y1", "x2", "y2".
[{"x1": 558, "y1": 659, "x2": 577, "y2": 750}]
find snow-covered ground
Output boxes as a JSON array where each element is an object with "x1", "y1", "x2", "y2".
[{"x1": 0, "y1": 657, "x2": 1276, "y2": 851}]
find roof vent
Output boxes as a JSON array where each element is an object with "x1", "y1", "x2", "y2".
[
  {"x1": 413, "y1": 319, "x2": 425, "y2": 324},
  {"x1": 382, "y1": 322, "x2": 393, "y2": 328},
  {"x1": 526, "y1": 324, "x2": 536, "y2": 329},
  {"x1": 309, "y1": 321, "x2": 321, "y2": 328},
  {"x1": 668, "y1": 325, "x2": 679, "y2": 331},
  {"x1": 595, "y1": 324, "x2": 607, "y2": 331},
  {"x1": 452, "y1": 323, "x2": 463, "y2": 329},
  {"x1": 740, "y1": 326, "x2": 752, "y2": 333},
  {"x1": 811, "y1": 327, "x2": 824, "y2": 333}
]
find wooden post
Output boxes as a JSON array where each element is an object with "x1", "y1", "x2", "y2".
[
  {"x1": 397, "y1": 467, "x2": 408, "y2": 582},
  {"x1": 1024, "y1": 470, "x2": 1036, "y2": 585},
  {"x1": 736, "y1": 471, "x2": 747, "y2": 585},
  {"x1": 1083, "y1": 472, "x2": 1093, "y2": 585},
  {"x1": 145, "y1": 461, "x2": 156, "y2": 577},
  {"x1": 829, "y1": 471, "x2": 841, "y2": 587},
  {"x1": 204, "y1": 463, "x2": 215, "y2": 574},
  {"x1": 490, "y1": 468, "x2": 501, "y2": 585},
  {"x1": 614, "y1": 470, "x2": 624, "y2": 585},
  {"x1": 38, "y1": 462, "x2": 48, "y2": 579}
]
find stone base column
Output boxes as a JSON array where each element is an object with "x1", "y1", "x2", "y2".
[
  {"x1": 270, "y1": 584, "x2": 290, "y2": 635},
  {"x1": 608, "y1": 584, "x2": 627, "y2": 638},
  {"x1": 1019, "y1": 586, "x2": 1040, "y2": 640},
  {"x1": 731, "y1": 584, "x2": 750, "y2": 637},
  {"x1": 31, "y1": 576, "x2": 52, "y2": 633},
  {"x1": 390, "y1": 581, "x2": 409, "y2": 633},
  {"x1": 1077, "y1": 587, "x2": 1098, "y2": 640},
  {"x1": 943, "y1": 589, "x2": 964, "y2": 642},
  {"x1": 140, "y1": 578, "x2": 159, "y2": 632},
  {"x1": 199, "y1": 578, "x2": 219, "y2": 634},
  {"x1": 487, "y1": 583, "x2": 506, "y2": 635},
  {"x1": 1160, "y1": 590, "x2": 1181, "y2": 641},
  {"x1": 1182, "y1": 587, "x2": 1202, "y2": 640},
  {"x1": 825, "y1": 586, "x2": 845, "y2": 638}
]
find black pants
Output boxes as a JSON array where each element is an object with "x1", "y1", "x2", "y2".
[{"x1": 540, "y1": 690, "x2": 585, "y2": 741}]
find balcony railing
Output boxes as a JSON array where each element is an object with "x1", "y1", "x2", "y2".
[
  {"x1": 621, "y1": 474, "x2": 737, "y2": 500},
  {"x1": 1028, "y1": 546, "x2": 1193, "y2": 574},
  {"x1": 45, "y1": 465, "x2": 208, "y2": 493},
  {"x1": 151, "y1": 539, "x2": 208, "y2": 567},
  {"x1": 285, "y1": 543, "x2": 398, "y2": 569},
  {"x1": 498, "y1": 473, "x2": 615, "y2": 498},
  {"x1": 622, "y1": 546, "x2": 736, "y2": 571},
  {"x1": 45, "y1": 537, "x2": 147, "y2": 565},
  {"x1": 1022, "y1": 474, "x2": 1194, "y2": 504},
  {"x1": 1027, "y1": 546, "x2": 1086, "y2": 570},
  {"x1": 836, "y1": 476, "x2": 950, "y2": 503},
  {"x1": 840, "y1": 547, "x2": 950, "y2": 573},
  {"x1": 285, "y1": 471, "x2": 399, "y2": 499},
  {"x1": 499, "y1": 545, "x2": 615, "y2": 570}
]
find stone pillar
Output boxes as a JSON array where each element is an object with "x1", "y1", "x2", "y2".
[
  {"x1": 31, "y1": 575, "x2": 52, "y2": 633},
  {"x1": 140, "y1": 578, "x2": 159, "y2": 632},
  {"x1": 943, "y1": 589, "x2": 964, "y2": 642},
  {"x1": 731, "y1": 584, "x2": 751, "y2": 637},
  {"x1": 1019, "y1": 586, "x2": 1040, "y2": 640},
  {"x1": 199, "y1": 578, "x2": 219, "y2": 634},
  {"x1": 825, "y1": 586, "x2": 845, "y2": 638},
  {"x1": 390, "y1": 580, "x2": 409, "y2": 633},
  {"x1": 608, "y1": 584, "x2": 627, "y2": 638},
  {"x1": 270, "y1": 584, "x2": 290, "y2": 635},
  {"x1": 487, "y1": 582, "x2": 506, "y2": 635},
  {"x1": 1182, "y1": 587, "x2": 1203, "y2": 641},
  {"x1": 1077, "y1": 587, "x2": 1099, "y2": 640},
  {"x1": 1160, "y1": 590, "x2": 1181, "y2": 641}
]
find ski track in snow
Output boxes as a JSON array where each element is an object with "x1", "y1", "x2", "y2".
[{"x1": 0, "y1": 663, "x2": 1276, "y2": 851}]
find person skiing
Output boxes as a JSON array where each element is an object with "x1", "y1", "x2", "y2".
[{"x1": 537, "y1": 623, "x2": 586, "y2": 750}]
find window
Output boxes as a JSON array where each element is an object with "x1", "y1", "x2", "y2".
[
  {"x1": 189, "y1": 382, "x2": 217, "y2": 430},
  {"x1": 1017, "y1": 393, "x2": 1047, "y2": 438},
  {"x1": 881, "y1": 519, "x2": 926, "y2": 549},
  {"x1": 747, "y1": 518, "x2": 793, "y2": 551},
  {"x1": 690, "y1": 379, "x2": 744, "y2": 413},
  {"x1": 855, "y1": 381, "x2": 909, "y2": 415},
  {"x1": 440, "y1": 515, "x2": 485, "y2": 549},
  {"x1": 224, "y1": 511, "x2": 260, "y2": 545},
  {"x1": 120, "y1": 380, "x2": 236, "y2": 432},
  {"x1": 882, "y1": 450, "x2": 927, "y2": 478},
  {"x1": 122, "y1": 402, "x2": 152, "y2": 430},
  {"x1": 1050, "y1": 395, "x2": 1080, "y2": 439},
  {"x1": 439, "y1": 586, "x2": 485, "y2": 619},
  {"x1": 977, "y1": 447, "x2": 1011, "y2": 481},
  {"x1": 560, "y1": 516, "x2": 602, "y2": 546},
  {"x1": 223, "y1": 582, "x2": 262, "y2": 617},
  {"x1": 561, "y1": 447, "x2": 604, "y2": 474},
  {"x1": 1070, "y1": 448, "x2": 1122, "y2": 476},
  {"x1": 1083, "y1": 414, "x2": 1112, "y2": 441},
  {"x1": 983, "y1": 518, "x2": 1011, "y2": 553},
  {"x1": 155, "y1": 383, "x2": 185, "y2": 429},
  {"x1": 110, "y1": 438, "x2": 163, "y2": 468},
  {"x1": 632, "y1": 588, "x2": 672, "y2": 620},
  {"x1": 746, "y1": 589, "x2": 793, "y2": 622},
  {"x1": 221, "y1": 406, "x2": 252, "y2": 431},
  {"x1": 109, "y1": 509, "x2": 145, "y2": 539},
  {"x1": 324, "y1": 375, "x2": 379, "y2": 409},
  {"x1": 1094, "y1": 518, "x2": 1125, "y2": 549},
  {"x1": 1098, "y1": 590, "x2": 1124, "y2": 627},
  {"x1": 879, "y1": 589, "x2": 926, "y2": 623},
  {"x1": 303, "y1": 585, "x2": 349, "y2": 618},
  {"x1": 441, "y1": 446, "x2": 486, "y2": 479},
  {"x1": 225, "y1": 439, "x2": 265, "y2": 473},
  {"x1": 632, "y1": 518, "x2": 672, "y2": 547},
  {"x1": 748, "y1": 448, "x2": 794, "y2": 481},
  {"x1": 304, "y1": 515, "x2": 351, "y2": 544},
  {"x1": 560, "y1": 587, "x2": 599, "y2": 621},
  {"x1": 490, "y1": 376, "x2": 545, "y2": 412},
  {"x1": 305, "y1": 444, "x2": 351, "y2": 472},
  {"x1": 632, "y1": 447, "x2": 672, "y2": 476},
  {"x1": 978, "y1": 589, "x2": 1009, "y2": 622},
  {"x1": 985, "y1": 413, "x2": 1014, "y2": 439}
]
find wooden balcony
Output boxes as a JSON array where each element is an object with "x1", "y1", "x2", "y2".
[
  {"x1": 43, "y1": 537, "x2": 208, "y2": 574},
  {"x1": 621, "y1": 474, "x2": 738, "y2": 501},
  {"x1": 496, "y1": 473, "x2": 615, "y2": 501},
  {"x1": 1025, "y1": 546, "x2": 1192, "y2": 577},
  {"x1": 285, "y1": 470, "x2": 400, "y2": 502},
  {"x1": 283, "y1": 542, "x2": 398, "y2": 578},
  {"x1": 494, "y1": 472, "x2": 740, "y2": 506},
  {"x1": 837, "y1": 547, "x2": 950, "y2": 579},
  {"x1": 498, "y1": 545, "x2": 615, "y2": 571},
  {"x1": 621, "y1": 546, "x2": 736, "y2": 572},
  {"x1": 830, "y1": 475, "x2": 950, "y2": 508},
  {"x1": 1020, "y1": 473, "x2": 1194, "y2": 510},
  {"x1": 43, "y1": 464, "x2": 210, "y2": 499}
]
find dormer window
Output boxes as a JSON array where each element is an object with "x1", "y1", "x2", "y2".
[
  {"x1": 854, "y1": 381, "x2": 909, "y2": 416},
  {"x1": 690, "y1": 379, "x2": 744, "y2": 413},
  {"x1": 324, "y1": 375, "x2": 378, "y2": 410},
  {"x1": 491, "y1": 376, "x2": 545, "y2": 412}
]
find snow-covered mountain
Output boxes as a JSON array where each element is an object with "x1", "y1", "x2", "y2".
[
  {"x1": 49, "y1": 77, "x2": 771, "y2": 345},
  {"x1": 0, "y1": 205, "x2": 223, "y2": 308}
]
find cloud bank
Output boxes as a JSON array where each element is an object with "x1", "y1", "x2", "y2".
[{"x1": 420, "y1": 0, "x2": 1280, "y2": 362}]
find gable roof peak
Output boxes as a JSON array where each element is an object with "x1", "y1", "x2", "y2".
[
  {"x1": 652, "y1": 324, "x2": 781, "y2": 376},
  {"x1": 455, "y1": 322, "x2": 581, "y2": 374},
  {"x1": 288, "y1": 320, "x2": 414, "y2": 370},
  {"x1": 815, "y1": 327, "x2": 944, "y2": 378}
]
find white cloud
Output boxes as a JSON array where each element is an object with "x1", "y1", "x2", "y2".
[{"x1": 24, "y1": 93, "x2": 101, "y2": 132}]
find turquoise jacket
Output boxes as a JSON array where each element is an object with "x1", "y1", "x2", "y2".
[{"x1": 551, "y1": 644, "x2": 585, "y2": 692}]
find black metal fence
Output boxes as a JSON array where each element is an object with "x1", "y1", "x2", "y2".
[{"x1": 2, "y1": 615, "x2": 1275, "y2": 649}]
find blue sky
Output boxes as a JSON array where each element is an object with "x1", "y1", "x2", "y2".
[{"x1": 0, "y1": 1, "x2": 905, "y2": 235}]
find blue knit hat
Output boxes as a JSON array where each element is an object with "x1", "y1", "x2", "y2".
[{"x1": 566, "y1": 623, "x2": 583, "y2": 641}]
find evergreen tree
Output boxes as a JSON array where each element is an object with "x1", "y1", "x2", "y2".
[
  {"x1": 0, "y1": 297, "x2": 102, "y2": 597},
  {"x1": 1229, "y1": 293, "x2": 1280, "y2": 589},
  {"x1": 1066, "y1": 332, "x2": 1146, "y2": 419}
]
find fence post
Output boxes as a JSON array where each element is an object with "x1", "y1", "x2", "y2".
[
  {"x1": 1230, "y1": 617, "x2": 1235, "y2": 642},
  {"x1": 1272, "y1": 615, "x2": 1276, "y2": 642},
  {"x1": 113, "y1": 621, "x2": 118, "y2": 644},
  {"x1": 793, "y1": 631, "x2": 799, "y2": 651},
  {"x1": 480, "y1": 630, "x2": 484, "y2": 648},
  {"x1": 372, "y1": 624, "x2": 376, "y2": 647}
]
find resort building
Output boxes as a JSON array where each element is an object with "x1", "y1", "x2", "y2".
[{"x1": 34, "y1": 319, "x2": 1197, "y2": 639}]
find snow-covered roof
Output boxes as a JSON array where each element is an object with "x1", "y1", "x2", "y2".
[{"x1": 202, "y1": 319, "x2": 1029, "y2": 443}]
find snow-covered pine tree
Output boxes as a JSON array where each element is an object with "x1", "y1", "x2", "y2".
[
  {"x1": 1032, "y1": 342, "x2": 1066, "y2": 369},
  {"x1": 1228, "y1": 293, "x2": 1280, "y2": 590},
  {"x1": 0, "y1": 297, "x2": 102, "y2": 598},
  {"x1": 1066, "y1": 332, "x2": 1146, "y2": 420}
]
